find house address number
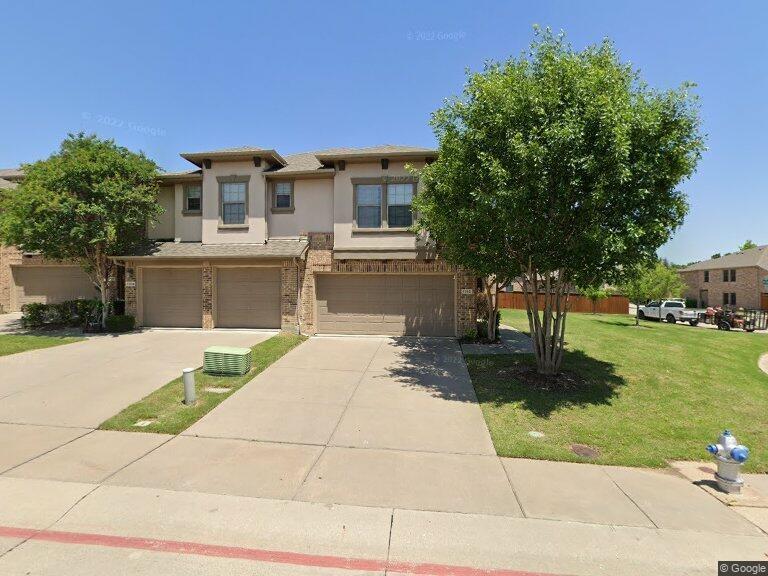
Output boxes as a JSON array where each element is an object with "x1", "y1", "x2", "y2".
[{"x1": 460, "y1": 288, "x2": 474, "y2": 295}]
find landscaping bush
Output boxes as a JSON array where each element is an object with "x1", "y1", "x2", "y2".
[
  {"x1": 105, "y1": 315, "x2": 135, "y2": 333},
  {"x1": 685, "y1": 298, "x2": 698, "y2": 309},
  {"x1": 20, "y1": 303, "x2": 48, "y2": 328},
  {"x1": 20, "y1": 298, "x2": 100, "y2": 329}
]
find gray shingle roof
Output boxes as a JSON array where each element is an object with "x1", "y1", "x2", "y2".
[
  {"x1": 681, "y1": 245, "x2": 768, "y2": 272},
  {"x1": 118, "y1": 240, "x2": 308, "y2": 260},
  {"x1": 313, "y1": 144, "x2": 437, "y2": 160},
  {"x1": 0, "y1": 167, "x2": 24, "y2": 181},
  {"x1": 265, "y1": 145, "x2": 436, "y2": 176}
]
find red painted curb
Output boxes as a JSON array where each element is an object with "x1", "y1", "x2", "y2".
[{"x1": 0, "y1": 525, "x2": 562, "y2": 576}]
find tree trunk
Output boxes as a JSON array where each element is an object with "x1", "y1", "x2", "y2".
[
  {"x1": 521, "y1": 270, "x2": 569, "y2": 376},
  {"x1": 483, "y1": 279, "x2": 498, "y2": 342}
]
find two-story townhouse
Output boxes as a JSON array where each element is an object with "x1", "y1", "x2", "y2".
[
  {"x1": 116, "y1": 145, "x2": 477, "y2": 336},
  {"x1": 679, "y1": 245, "x2": 768, "y2": 310}
]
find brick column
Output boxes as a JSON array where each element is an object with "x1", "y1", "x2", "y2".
[
  {"x1": 300, "y1": 233, "x2": 334, "y2": 334},
  {"x1": 202, "y1": 261, "x2": 213, "y2": 330},
  {"x1": 281, "y1": 260, "x2": 299, "y2": 333},
  {"x1": 125, "y1": 263, "x2": 137, "y2": 320},
  {"x1": 456, "y1": 271, "x2": 477, "y2": 337}
]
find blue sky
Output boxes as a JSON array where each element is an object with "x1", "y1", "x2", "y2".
[{"x1": 1, "y1": 0, "x2": 765, "y2": 264}]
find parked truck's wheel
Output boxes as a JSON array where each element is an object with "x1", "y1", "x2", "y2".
[
  {"x1": 666, "y1": 314, "x2": 677, "y2": 324},
  {"x1": 638, "y1": 310, "x2": 645, "y2": 320}
]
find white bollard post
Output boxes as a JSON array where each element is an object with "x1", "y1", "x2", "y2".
[{"x1": 183, "y1": 368, "x2": 196, "y2": 405}]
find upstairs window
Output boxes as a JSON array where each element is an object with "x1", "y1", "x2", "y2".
[
  {"x1": 183, "y1": 184, "x2": 202, "y2": 213},
  {"x1": 722, "y1": 269, "x2": 728, "y2": 282},
  {"x1": 356, "y1": 184, "x2": 382, "y2": 228},
  {"x1": 221, "y1": 181, "x2": 247, "y2": 225},
  {"x1": 387, "y1": 183, "x2": 414, "y2": 228},
  {"x1": 703, "y1": 270, "x2": 709, "y2": 283},
  {"x1": 353, "y1": 179, "x2": 416, "y2": 229},
  {"x1": 272, "y1": 181, "x2": 294, "y2": 211},
  {"x1": 730, "y1": 269, "x2": 737, "y2": 282}
]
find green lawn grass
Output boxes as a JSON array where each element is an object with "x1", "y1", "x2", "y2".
[
  {"x1": 100, "y1": 333, "x2": 306, "y2": 435},
  {"x1": 466, "y1": 310, "x2": 768, "y2": 471},
  {"x1": 0, "y1": 334, "x2": 84, "y2": 357}
]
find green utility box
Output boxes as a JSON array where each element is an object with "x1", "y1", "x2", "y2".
[{"x1": 203, "y1": 346, "x2": 252, "y2": 375}]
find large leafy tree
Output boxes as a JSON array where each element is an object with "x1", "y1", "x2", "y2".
[
  {"x1": 415, "y1": 30, "x2": 704, "y2": 375},
  {"x1": 0, "y1": 133, "x2": 160, "y2": 327}
]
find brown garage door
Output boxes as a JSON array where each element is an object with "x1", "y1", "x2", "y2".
[
  {"x1": 142, "y1": 268, "x2": 202, "y2": 328},
  {"x1": 11, "y1": 266, "x2": 98, "y2": 311},
  {"x1": 315, "y1": 274, "x2": 455, "y2": 336},
  {"x1": 216, "y1": 267, "x2": 281, "y2": 328}
]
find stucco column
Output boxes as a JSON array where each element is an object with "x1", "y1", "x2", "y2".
[{"x1": 202, "y1": 261, "x2": 213, "y2": 330}]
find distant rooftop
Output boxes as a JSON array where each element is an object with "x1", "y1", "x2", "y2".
[{"x1": 681, "y1": 245, "x2": 768, "y2": 272}]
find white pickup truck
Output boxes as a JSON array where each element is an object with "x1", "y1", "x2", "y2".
[{"x1": 638, "y1": 300, "x2": 700, "y2": 325}]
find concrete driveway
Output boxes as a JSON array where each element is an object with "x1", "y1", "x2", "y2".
[{"x1": 0, "y1": 329, "x2": 270, "y2": 429}]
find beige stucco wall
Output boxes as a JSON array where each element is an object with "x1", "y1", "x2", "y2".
[
  {"x1": 267, "y1": 178, "x2": 333, "y2": 239},
  {"x1": 148, "y1": 186, "x2": 175, "y2": 240},
  {"x1": 333, "y1": 161, "x2": 425, "y2": 252},
  {"x1": 173, "y1": 183, "x2": 203, "y2": 242},
  {"x1": 202, "y1": 160, "x2": 266, "y2": 245}
]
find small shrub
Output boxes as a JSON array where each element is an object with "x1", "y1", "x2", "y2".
[
  {"x1": 21, "y1": 303, "x2": 48, "y2": 328},
  {"x1": 685, "y1": 298, "x2": 698, "y2": 309},
  {"x1": 105, "y1": 315, "x2": 135, "y2": 333},
  {"x1": 461, "y1": 328, "x2": 479, "y2": 342}
]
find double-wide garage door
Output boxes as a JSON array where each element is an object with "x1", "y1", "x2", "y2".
[
  {"x1": 315, "y1": 274, "x2": 455, "y2": 336},
  {"x1": 11, "y1": 266, "x2": 98, "y2": 311}
]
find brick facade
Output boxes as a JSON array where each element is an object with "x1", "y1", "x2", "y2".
[
  {"x1": 280, "y1": 260, "x2": 299, "y2": 333},
  {"x1": 202, "y1": 261, "x2": 213, "y2": 329},
  {"x1": 120, "y1": 232, "x2": 477, "y2": 335},
  {"x1": 298, "y1": 233, "x2": 476, "y2": 336},
  {"x1": 680, "y1": 267, "x2": 767, "y2": 310},
  {"x1": 0, "y1": 244, "x2": 88, "y2": 313},
  {"x1": 124, "y1": 262, "x2": 137, "y2": 317}
]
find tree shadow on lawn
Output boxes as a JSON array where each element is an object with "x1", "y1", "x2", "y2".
[{"x1": 470, "y1": 349, "x2": 626, "y2": 418}]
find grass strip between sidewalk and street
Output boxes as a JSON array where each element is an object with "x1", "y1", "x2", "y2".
[
  {"x1": 0, "y1": 334, "x2": 85, "y2": 357},
  {"x1": 99, "y1": 333, "x2": 306, "y2": 435}
]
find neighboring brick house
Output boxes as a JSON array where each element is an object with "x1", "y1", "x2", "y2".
[
  {"x1": 1, "y1": 146, "x2": 477, "y2": 336},
  {"x1": 0, "y1": 173, "x2": 99, "y2": 313},
  {"x1": 679, "y1": 245, "x2": 768, "y2": 310}
]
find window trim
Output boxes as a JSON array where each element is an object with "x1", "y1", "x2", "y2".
[
  {"x1": 182, "y1": 183, "x2": 202, "y2": 215},
  {"x1": 216, "y1": 175, "x2": 250, "y2": 228},
  {"x1": 271, "y1": 180, "x2": 295, "y2": 214},
  {"x1": 352, "y1": 176, "x2": 417, "y2": 232}
]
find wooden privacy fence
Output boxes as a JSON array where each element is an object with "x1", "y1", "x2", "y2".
[{"x1": 497, "y1": 292, "x2": 630, "y2": 315}]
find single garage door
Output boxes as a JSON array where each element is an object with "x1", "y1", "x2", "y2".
[
  {"x1": 216, "y1": 267, "x2": 281, "y2": 328},
  {"x1": 142, "y1": 268, "x2": 202, "y2": 328},
  {"x1": 11, "y1": 266, "x2": 98, "y2": 311},
  {"x1": 316, "y1": 274, "x2": 455, "y2": 336}
]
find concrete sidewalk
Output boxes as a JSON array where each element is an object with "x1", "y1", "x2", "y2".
[{"x1": 0, "y1": 476, "x2": 766, "y2": 576}]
